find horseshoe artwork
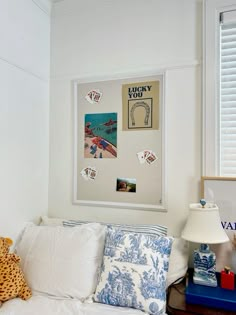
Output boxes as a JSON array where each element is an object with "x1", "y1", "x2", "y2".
[{"x1": 130, "y1": 101, "x2": 150, "y2": 126}]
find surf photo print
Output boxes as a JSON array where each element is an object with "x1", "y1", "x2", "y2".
[{"x1": 84, "y1": 112, "x2": 117, "y2": 158}]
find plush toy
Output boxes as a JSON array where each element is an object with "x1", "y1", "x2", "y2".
[{"x1": 0, "y1": 237, "x2": 32, "y2": 305}]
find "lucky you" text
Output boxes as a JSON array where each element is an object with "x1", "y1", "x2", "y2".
[{"x1": 128, "y1": 85, "x2": 152, "y2": 98}]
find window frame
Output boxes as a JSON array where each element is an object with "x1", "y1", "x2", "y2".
[{"x1": 203, "y1": 0, "x2": 236, "y2": 176}]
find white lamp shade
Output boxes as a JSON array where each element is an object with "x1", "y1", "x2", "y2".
[{"x1": 181, "y1": 203, "x2": 229, "y2": 244}]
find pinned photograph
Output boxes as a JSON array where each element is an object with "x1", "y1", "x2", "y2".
[
  {"x1": 80, "y1": 166, "x2": 98, "y2": 181},
  {"x1": 137, "y1": 150, "x2": 158, "y2": 165},
  {"x1": 116, "y1": 178, "x2": 136, "y2": 193},
  {"x1": 85, "y1": 89, "x2": 103, "y2": 104},
  {"x1": 84, "y1": 112, "x2": 117, "y2": 158}
]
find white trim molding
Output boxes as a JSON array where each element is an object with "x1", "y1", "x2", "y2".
[
  {"x1": 32, "y1": 0, "x2": 52, "y2": 15},
  {"x1": 50, "y1": 0, "x2": 65, "y2": 3},
  {"x1": 51, "y1": 60, "x2": 200, "y2": 81}
]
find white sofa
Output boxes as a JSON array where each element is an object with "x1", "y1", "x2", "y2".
[{"x1": 0, "y1": 218, "x2": 188, "y2": 315}]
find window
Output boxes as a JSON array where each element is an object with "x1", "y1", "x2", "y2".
[
  {"x1": 219, "y1": 10, "x2": 236, "y2": 175},
  {"x1": 203, "y1": 0, "x2": 236, "y2": 176}
]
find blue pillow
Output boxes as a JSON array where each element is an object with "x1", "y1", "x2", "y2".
[{"x1": 94, "y1": 227, "x2": 173, "y2": 315}]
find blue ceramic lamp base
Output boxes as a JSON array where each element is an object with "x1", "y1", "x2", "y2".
[{"x1": 193, "y1": 244, "x2": 217, "y2": 287}]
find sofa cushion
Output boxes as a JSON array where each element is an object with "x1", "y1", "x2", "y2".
[
  {"x1": 0, "y1": 295, "x2": 145, "y2": 315},
  {"x1": 94, "y1": 227, "x2": 173, "y2": 315},
  {"x1": 15, "y1": 223, "x2": 106, "y2": 301}
]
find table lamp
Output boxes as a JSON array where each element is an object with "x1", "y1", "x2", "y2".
[{"x1": 181, "y1": 200, "x2": 229, "y2": 287}]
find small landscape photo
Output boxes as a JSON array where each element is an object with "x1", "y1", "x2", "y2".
[{"x1": 116, "y1": 178, "x2": 136, "y2": 193}]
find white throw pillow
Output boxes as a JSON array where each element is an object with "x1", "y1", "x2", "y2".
[
  {"x1": 38, "y1": 217, "x2": 188, "y2": 288},
  {"x1": 94, "y1": 227, "x2": 173, "y2": 315},
  {"x1": 166, "y1": 238, "x2": 189, "y2": 287},
  {"x1": 15, "y1": 223, "x2": 106, "y2": 300}
]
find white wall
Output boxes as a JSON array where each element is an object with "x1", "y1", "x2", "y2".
[
  {"x1": 49, "y1": 0, "x2": 202, "y2": 236},
  {"x1": 0, "y1": 0, "x2": 50, "y2": 240}
]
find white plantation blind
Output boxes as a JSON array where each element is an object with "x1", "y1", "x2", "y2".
[{"x1": 220, "y1": 10, "x2": 236, "y2": 176}]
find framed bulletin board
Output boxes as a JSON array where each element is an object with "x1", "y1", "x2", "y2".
[
  {"x1": 201, "y1": 176, "x2": 236, "y2": 271},
  {"x1": 73, "y1": 72, "x2": 166, "y2": 211}
]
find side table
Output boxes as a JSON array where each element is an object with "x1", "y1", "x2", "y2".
[{"x1": 166, "y1": 279, "x2": 236, "y2": 315}]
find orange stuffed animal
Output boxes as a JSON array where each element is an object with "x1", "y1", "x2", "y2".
[{"x1": 0, "y1": 237, "x2": 32, "y2": 306}]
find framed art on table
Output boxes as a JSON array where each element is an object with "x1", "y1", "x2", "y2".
[{"x1": 201, "y1": 176, "x2": 236, "y2": 272}]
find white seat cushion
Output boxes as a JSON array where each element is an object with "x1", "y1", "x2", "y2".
[{"x1": 0, "y1": 295, "x2": 151, "y2": 315}]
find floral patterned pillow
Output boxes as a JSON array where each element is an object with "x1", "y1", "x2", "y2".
[{"x1": 94, "y1": 227, "x2": 173, "y2": 315}]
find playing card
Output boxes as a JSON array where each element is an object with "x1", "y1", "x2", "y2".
[
  {"x1": 80, "y1": 167, "x2": 89, "y2": 180},
  {"x1": 137, "y1": 151, "x2": 146, "y2": 164},
  {"x1": 80, "y1": 166, "x2": 98, "y2": 180},
  {"x1": 85, "y1": 89, "x2": 102, "y2": 104},
  {"x1": 89, "y1": 167, "x2": 98, "y2": 180},
  {"x1": 143, "y1": 150, "x2": 151, "y2": 161},
  {"x1": 92, "y1": 90, "x2": 102, "y2": 103},
  {"x1": 146, "y1": 151, "x2": 158, "y2": 164},
  {"x1": 137, "y1": 150, "x2": 158, "y2": 165},
  {"x1": 85, "y1": 91, "x2": 93, "y2": 104}
]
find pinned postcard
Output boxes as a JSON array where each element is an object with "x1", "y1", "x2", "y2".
[
  {"x1": 80, "y1": 166, "x2": 98, "y2": 180},
  {"x1": 116, "y1": 178, "x2": 136, "y2": 193},
  {"x1": 137, "y1": 150, "x2": 158, "y2": 165},
  {"x1": 85, "y1": 89, "x2": 103, "y2": 104},
  {"x1": 84, "y1": 113, "x2": 117, "y2": 159}
]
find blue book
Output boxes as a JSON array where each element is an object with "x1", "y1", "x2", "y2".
[{"x1": 186, "y1": 269, "x2": 236, "y2": 311}]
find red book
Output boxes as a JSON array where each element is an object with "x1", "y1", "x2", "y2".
[{"x1": 221, "y1": 267, "x2": 235, "y2": 290}]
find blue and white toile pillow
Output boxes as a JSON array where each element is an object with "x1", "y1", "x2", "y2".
[{"x1": 94, "y1": 227, "x2": 173, "y2": 315}]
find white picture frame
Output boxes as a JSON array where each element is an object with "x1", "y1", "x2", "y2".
[{"x1": 73, "y1": 71, "x2": 167, "y2": 212}]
